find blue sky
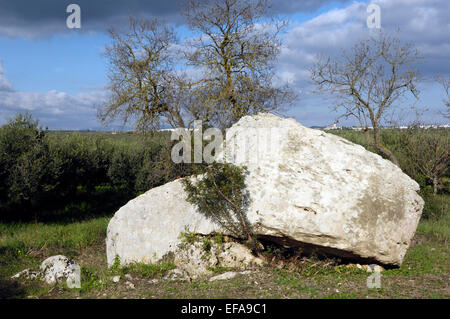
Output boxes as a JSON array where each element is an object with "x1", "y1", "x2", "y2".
[{"x1": 0, "y1": 0, "x2": 449, "y2": 130}]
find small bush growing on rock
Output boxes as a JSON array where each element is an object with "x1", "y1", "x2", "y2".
[
  {"x1": 213, "y1": 233, "x2": 224, "y2": 248},
  {"x1": 202, "y1": 238, "x2": 212, "y2": 252},
  {"x1": 178, "y1": 226, "x2": 201, "y2": 249},
  {"x1": 182, "y1": 162, "x2": 260, "y2": 251}
]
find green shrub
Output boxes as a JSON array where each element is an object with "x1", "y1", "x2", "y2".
[
  {"x1": 0, "y1": 113, "x2": 197, "y2": 222},
  {"x1": 182, "y1": 162, "x2": 258, "y2": 249},
  {"x1": 202, "y1": 238, "x2": 212, "y2": 252},
  {"x1": 0, "y1": 113, "x2": 53, "y2": 218}
]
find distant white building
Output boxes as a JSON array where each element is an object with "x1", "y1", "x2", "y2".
[{"x1": 324, "y1": 123, "x2": 342, "y2": 130}]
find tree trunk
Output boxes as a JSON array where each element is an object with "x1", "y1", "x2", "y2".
[
  {"x1": 433, "y1": 176, "x2": 439, "y2": 195},
  {"x1": 372, "y1": 125, "x2": 400, "y2": 167}
]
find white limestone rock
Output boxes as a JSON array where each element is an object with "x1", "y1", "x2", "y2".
[
  {"x1": 11, "y1": 269, "x2": 40, "y2": 280},
  {"x1": 209, "y1": 271, "x2": 238, "y2": 282},
  {"x1": 12, "y1": 256, "x2": 81, "y2": 289},
  {"x1": 40, "y1": 255, "x2": 81, "y2": 288},
  {"x1": 106, "y1": 113, "x2": 423, "y2": 266},
  {"x1": 172, "y1": 241, "x2": 264, "y2": 279}
]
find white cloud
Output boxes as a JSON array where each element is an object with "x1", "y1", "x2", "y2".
[
  {"x1": 276, "y1": 0, "x2": 450, "y2": 126},
  {"x1": 0, "y1": 61, "x2": 13, "y2": 92},
  {"x1": 2, "y1": 0, "x2": 449, "y2": 128},
  {"x1": 0, "y1": 64, "x2": 108, "y2": 129}
]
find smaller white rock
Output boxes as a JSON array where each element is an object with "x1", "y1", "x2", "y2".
[
  {"x1": 11, "y1": 256, "x2": 80, "y2": 289},
  {"x1": 40, "y1": 255, "x2": 81, "y2": 288},
  {"x1": 111, "y1": 275, "x2": 121, "y2": 283},
  {"x1": 209, "y1": 271, "x2": 238, "y2": 282},
  {"x1": 124, "y1": 274, "x2": 133, "y2": 280},
  {"x1": 11, "y1": 269, "x2": 28, "y2": 279}
]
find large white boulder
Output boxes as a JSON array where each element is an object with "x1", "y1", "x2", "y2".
[{"x1": 106, "y1": 113, "x2": 423, "y2": 267}]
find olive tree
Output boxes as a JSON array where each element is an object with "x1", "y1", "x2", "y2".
[
  {"x1": 311, "y1": 32, "x2": 421, "y2": 166},
  {"x1": 401, "y1": 127, "x2": 449, "y2": 194},
  {"x1": 0, "y1": 113, "x2": 53, "y2": 221}
]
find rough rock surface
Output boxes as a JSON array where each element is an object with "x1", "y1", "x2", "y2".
[
  {"x1": 40, "y1": 255, "x2": 81, "y2": 288},
  {"x1": 11, "y1": 269, "x2": 40, "y2": 280},
  {"x1": 172, "y1": 240, "x2": 264, "y2": 279},
  {"x1": 107, "y1": 113, "x2": 423, "y2": 266},
  {"x1": 11, "y1": 255, "x2": 81, "y2": 288}
]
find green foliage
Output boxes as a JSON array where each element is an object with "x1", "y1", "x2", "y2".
[
  {"x1": 81, "y1": 266, "x2": 105, "y2": 292},
  {"x1": 0, "y1": 113, "x2": 52, "y2": 213},
  {"x1": 206, "y1": 265, "x2": 233, "y2": 274},
  {"x1": 182, "y1": 162, "x2": 255, "y2": 246},
  {"x1": 0, "y1": 113, "x2": 194, "y2": 222},
  {"x1": 420, "y1": 193, "x2": 449, "y2": 220},
  {"x1": 178, "y1": 226, "x2": 201, "y2": 249},
  {"x1": 213, "y1": 233, "x2": 224, "y2": 248},
  {"x1": 399, "y1": 127, "x2": 449, "y2": 194},
  {"x1": 110, "y1": 255, "x2": 122, "y2": 274},
  {"x1": 202, "y1": 238, "x2": 212, "y2": 252}
]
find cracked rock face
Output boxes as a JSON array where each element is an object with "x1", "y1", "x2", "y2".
[
  {"x1": 106, "y1": 113, "x2": 423, "y2": 267},
  {"x1": 11, "y1": 255, "x2": 81, "y2": 289},
  {"x1": 40, "y1": 255, "x2": 81, "y2": 288},
  {"x1": 172, "y1": 241, "x2": 264, "y2": 279}
]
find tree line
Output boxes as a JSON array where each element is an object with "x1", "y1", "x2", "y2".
[{"x1": 0, "y1": 113, "x2": 194, "y2": 222}]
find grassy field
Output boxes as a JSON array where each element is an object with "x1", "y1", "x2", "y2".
[{"x1": 0, "y1": 214, "x2": 448, "y2": 299}]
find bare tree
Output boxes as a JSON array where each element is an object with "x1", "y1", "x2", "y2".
[
  {"x1": 436, "y1": 76, "x2": 450, "y2": 119},
  {"x1": 183, "y1": 0, "x2": 296, "y2": 129},
  {"x1": 99, "y1": 17, "x2": 193, "y2": 131},
  {"x1": 311, "y1": 32, "x2": 421, "y2": 166}
]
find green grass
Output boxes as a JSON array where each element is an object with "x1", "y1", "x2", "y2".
[
  {"x1": 0, "y1": 217, "x2": 109, "y2": 251},
  {"x1": 0, "y1": 217, "x2": 109, "y2": 278},
  {"x1": 0, "y1": 210, "x2": 448, "y2": 299},
  {"x1": 383, "y1": 242, "x2": 449, "y2": 276},
  {"x1": 122, "y1": 261, "x2": 177, "y2": 279},
  {"x1": 416, "y1": 215, "x2": 450, "y2": 241}
]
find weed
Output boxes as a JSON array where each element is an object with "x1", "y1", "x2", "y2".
[
  {"x1": 202, "y1": 238, "x2": 212, "y2": 252},
  {"x1": 178, "y1": 226, "x2": 200, "y2": 249},
  {"x1": 123, "y1": 261, "x2": 176, "y2": 279}
]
